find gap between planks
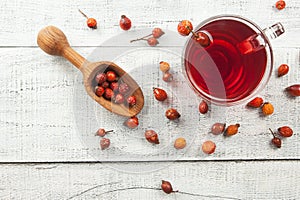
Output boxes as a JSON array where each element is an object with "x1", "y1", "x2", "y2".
[{"x1": 1, "y1": 158, "x2": 300, "y2": 165}]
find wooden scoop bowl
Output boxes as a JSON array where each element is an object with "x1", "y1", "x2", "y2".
[{"x1": 37, "y1": 26, "x2": 144, "y2": 117}]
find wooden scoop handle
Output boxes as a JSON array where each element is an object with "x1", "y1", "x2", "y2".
[{"x1": 37, "y1": 26, "x2": 86, "y2": 69}]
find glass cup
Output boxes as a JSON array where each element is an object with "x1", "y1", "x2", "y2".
[{"x1": 183, "y1": 15, "x2": 284, "y2": 106}]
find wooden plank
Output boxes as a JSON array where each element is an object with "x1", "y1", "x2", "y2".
[
  {"x1": 0, "y1": 161, "x2": 299, "y2": 199},
  {"x1": 0, "y1": 0, "x2": 299, "y2": 47},
  {"x1": 0, "y1": 47, "x2": 299, "y2": 162}
]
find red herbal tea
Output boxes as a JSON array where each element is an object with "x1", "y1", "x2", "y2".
[{"x1": 184, "y1": 18, "x2": 268, "y2": 104}]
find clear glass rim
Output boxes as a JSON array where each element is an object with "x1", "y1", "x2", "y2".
[{"x1": 182, "y1": 14, "x2": 274, "y2": 106}]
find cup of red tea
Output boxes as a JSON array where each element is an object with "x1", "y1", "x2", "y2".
[{"x1": 183, "y1": 15, "x2": 284, "y2": 105}]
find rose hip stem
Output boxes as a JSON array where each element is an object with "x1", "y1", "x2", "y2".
[
  {"x1": 78, "y1": 9, "x2": 89, "y2": 19},
  {"x1": 269, "y1": 128, "x2": 276, "y2": 137},
  {"x1": 130, "y1": 34, "x2": 152, "y2": 43},
  {"x1": 186, "y1": 26, "x2": 198, "y2": 38},
  {"x1": 94, "y1": 130, "x2": 113, "y2": 136}
]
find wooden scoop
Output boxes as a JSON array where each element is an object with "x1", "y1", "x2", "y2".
[{"x1": 37, "y1": 26, "x2": 144, "y2": 117}]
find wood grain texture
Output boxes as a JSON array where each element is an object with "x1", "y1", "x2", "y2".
[
  {"x1": 0, "y1": 47, "x2": 299, "y2": 162},
  {"x1": 0, "y1": 161, "x2": 299, "y2": 199},
  {"x1": 0, "y1": 0, "x2": 300, "y2": 199},
  {"x1": 0, "y1": 0, "x2": 299, "y2": 47}
]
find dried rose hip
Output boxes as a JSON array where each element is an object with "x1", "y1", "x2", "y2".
[
  {"x1": 110, "y1": 82, "x2": 119, "y2": 92},
  {"x1": 193, "y1": 32, "x2": 211, "y2": 47},
  {"x1": 96, "y1": 128, "x2": 113, "y2": 137},
  {"x1": 101, "y1": 81, "x2": 109, "y2": 88},
  {"x1": 106, "y1": 71, "x2": 117, "y2": 82},
  {"x1": 262, "y1": 102, "x2": 274, "y2": 116},
  {"x1": 130, "y1": 28, "x2": 164, "y2": 46},
  {"x1": 114, "y1": 93, "x2": 125, "y2": 104},
  {"x1": 161, "y1": 180, "x2": 176, "y2": 194},
  {"x1": 269, "y1": 128, "x2": 281, "y2": 148},
  {"x1": 93, "y1": 69, "x2": 135, "y2": 108},
  {"x1": 174, "y1": 137, "x2": 186, "y2": 149},
  {"x1": 278, "y1": 126, "x2": 293, "y2": 137},
  {"x1": 276, "y1": 0, "x2": 286, "y2": 10},
  {"x1": 153, "y1": 87, "x2": 168, "y2": 101},
  {"x1": 165, "y1": 108, "x2": 181, "y2": 120},
  {"x1": 202, "y1": 140, "x2": 216, "y2": 154},
  {"x1": 147, "y1": 37, "x2": 159, "y2": 46},
  {"x1": 100, "y1": 138, "x2": 110, "y2": 150},
  {"x1": 211, "y1": 123, "x2": 226, "y2": 135},
  {"x1": 119, "y1": 83, "x2": 130, "y2": 94},
  {"x1": 119, "y1": 15, "x2": 131, "y2": 30},
  {"x1": 95, "y1": 73, "x2": 107, "y2": 85},
  {"x1": 247, "y1": 97, "x2": 264, "y2": 108},
  {"x1": 199, "y1": 100, "x2": 208, "y2": 114},
  {"x1": 178, "y1": 20, "x2": 211, "y2": 47},
  {"x1": 104, "y1": 88, "x2": 114, "y2": 100},
  {"x1": 124, "y1": 116, "x2": 139, "y2": 128},
  {"x1": 126, "y1": 95, "x2": 137, "y2": 106},
  {"x1": 79, "y1": 9, "x2": 97, "y2": 29},
  {"x1": 225, "y1": 124, "x2": 240, "y2": 136},
  {"x1": 277, "y1": 64, "x2": 289, "y2": 77},
  {"x1": 95, "y1": 86, "x2": 105, "y2": 97},
  {"x1": 162, "y1": 72, "x2": 173, "y2": 82},
  {"x1": 159, "y1": 61, "x2": 170, "y2": 73},
  {"x1": 286, "y1": 84, "x2": 300, "y2": 97},
  {"x1": 144, "y1": 130, "x2": 159, "y2": 144},
  {"x1": 177, "y1": 20, "x2": 193, "y2": 36},
  {"x1": 152, "y1": 28, "x2": 165, "y2": 38}
]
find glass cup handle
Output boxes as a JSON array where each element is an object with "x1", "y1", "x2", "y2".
[{"x1": 237, "y1": 22, "x2": 285, "y2": 54}]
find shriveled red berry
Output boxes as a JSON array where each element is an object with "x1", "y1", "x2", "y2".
[
  {"x1": 144, "y1": 130, "x2": 159, "y2": 144},
  {"x1": 147, "y1": 37, "x2": 159, "y2": 46},
  {"x1": 276, "y1": 0, "x2": 286, "y2": 10},
  {"x1": 165, "y1": 108, "x2": 181, "y2": 120},
  {"x1": 269, "y1": 128, "x2": 281, "y2": 148},
  {"x1": 100, "y1": 138, "x2": 110, "y2": 150},
  {"x1": 87, "y1": 18, "x2": 97, "y2": 29},
  {"x1": 159, "y1": 61, "x2": 170, "y2": 73},
  {"x1": 119, "y1": 83, "x2": 130, "y2": 94},
  {"x1": 272, "y1": 137, "x2": 282, "y2": 148},
  {"x1": 95, "y1": 73, "x2": 107, "y2": 84},
  {"x1": 119, "y1": 15, "x2": 131, "y2": 30},
  {"x1": 262, "y1": 102, "x2": 274, "y2": 116},
  {"x1": 174, "y1": 137, "x2": 186, "y2": 149},
  {"x1": 114, "y1": 93, "x2": 125, "y2": 104},
  {"x1": 109, "y1": 82, "x2": 119, "y2": 92},
  {"x1": 153, "y1": 87, "x2": 168, "y2": 101},
  {"x1": 95, "y1": 86, "x2": 105, "y2": 97},
  {"x1": 286, "y1": 84, "x2": 300, "y2": 97},
  {"x1": 177, "y1": 20, "x2": 193, "y2": 36},
  {"x1": 193, "y1": 32, "x2": 211, "y2": 47},
  {"x1": 96, "y1": 128, "x2": 113, "y2": 137},
  {"x1": 79, "y1": 9, "x2": 97, "y2": 29},
  {"x1": 152, "y1": 28, "x2": 164, "y2": 38},
  {"x1": 106, "y1": 71, "x2": 117, "y2": 82},
  {"x1": 199, "y1": 100, "x2": 208, "y2": 114},
  {"x1": 127, "y1": 95, "x2": 137, "y2": 106},
  {"x1": 211, "y1": 123, "x2": 226, "y2": 135},
  {"x1": 202, "y1": 140, "x2": 216, "y2": 154},
  {"x1": 161, "y1": 180, "x2": 176, "y2": 194},
  {"x1": 277, "y1": 64, "x2": 289, "y2": 77},
  {"x1": 104, "y1": 88, "x2": 114, "y2": 100},
  {"x1": 101, "y1": 81, "x2": 109, "y2": 88},
  {"x1": 225, "y1": 124, "x2": 240, "y2": 136},
  {"x1": 278, "y1": 126, "x2": 293, "y2": 137},
  {"x1": 162, "y1": 72, "x2": 173, "y2": 82},
  {"x1": 247, "y1": 97, "x2": 264, "y2": 108},
  {"x1": 124, "y1": 116, "x2": 139, "y2": 128}
]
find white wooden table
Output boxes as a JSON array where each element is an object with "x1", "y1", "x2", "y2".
[{"x1": 1, "y1": 0, "x2": 300, "y2": 199}]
